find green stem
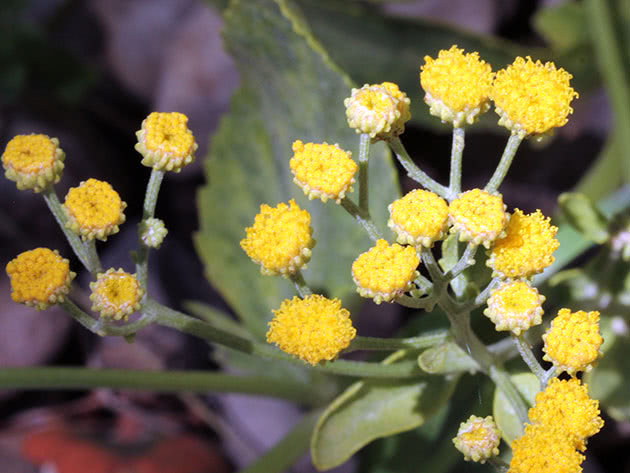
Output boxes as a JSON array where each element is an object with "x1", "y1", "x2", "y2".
[
  {"x1": 396, "y1": 294, "x2": 437, "y2": 310},
  {"x1": 449, "y1": 127, "x2": 465, "y2": 198},
  {"x1": 445, "y1": 243, "x2": 477, "y2": 280},
  {"x1": 61, "y1": 299, "x2": 155, "y2": 337},
  {"x1": 42, "y1": 186, "x2": 91, "y2": 271},
  {"x1": 485, "y1": 134, "x2": 522, "y2": 193},
  {"x1": 346, "y1": 331, "x2": 449, "y2": 352},
  {"x1": 340, "y1": 197, "x2": 382, "y2": 241},
  {"x1": 512, "y1": 334, "x2": 546, "y2": 389},
  {"x1": 489, "y1": 365, "x2": 529, "y2": 427},
  {"x1": 487, "y1": 457, "x2": 509, "y2": 473},
  {"x1": 289, "y1": 270, "x2": 312, "y2": 297},
  {"x1": 455, "y1": 277, "x2": 500, "y2": 313},
  {"x1": 542, "y1": 367, "x2": 557, "y2": 388},
  {"x1": 389, "y1": 137, "x2": 450, "y2": 198},
  {"x1": 84, "y1": 240, "x2": 102, "y2": 275},
  {"x1": 147, "y1": 299, "x2": 423, "y2": 379},
  {"x1": 0, "y1": 367, "x2": 324, "y2": 405},
  {"x1": 136, "y1": 169, "x2": 165, "y2": 290},
  {"x1": 358, "y1": 133, "x2": 370, "y2": 213}
]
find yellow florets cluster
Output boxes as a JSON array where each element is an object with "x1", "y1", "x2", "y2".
[
  {"x1": 290, "y1": 140, "x2": 357, "y2": 203},
  {"x1": 492, "y1": 57, "x2": 578, "y2": 138},
  {"x1": 63, "y1": 178, "x2": 127, "y2": 241},
  {"x1": 388, "y1": 189, "x2": 449, "y2": 248},
  {"x1": 420, "y1": 45, "x2": 494, "y2": 127},
  {"x1": 488, "y1": 209, "x2": 559, "y2": 279},
  {"x1": 266, "y1": 295, "x2": 356, "y2": 365},
  {"x1": 2, "y1": 134, "x2": 65, "y2": 192},
  {"x1": 452, "y1": 415, "x2": 500, "y2": 463},
  {"x1": 448, "y1": 189, "x2": 507, "y2": 248},
  {"x1": 6, "y1": 248, "x2": 75, "y2": 310},
  {"x1": 135, "y1": 112, "x2": 197, "y2": 172},
  {"x1": 89, "y1": 268, "x2": 144, "y2": 321},
  {"x1": 344, "y1": 82, "x2": 411, "y2": 140},
  {"x1": 484, "y1": 280, "x2": 545, "y2": 335},
  {"x1": 352, "y1": 239, "x2": 419, "y2": 304},
  {"x1": 542, "y1": 309, "x2": 603, "y2": 376},
  {"x1": 240, "y1": 200, "x2": 314, "y2": 276}
]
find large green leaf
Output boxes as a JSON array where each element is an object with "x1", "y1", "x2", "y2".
[
  {"x1": 195, "y1": 0, "x2": 400, "y2": 338},
  {"x1": 311, "y1": 351, "x2": 458, "y2": 470},
  {"x1": 493, "y1": 372, "x2": 539, "y2": 445}
]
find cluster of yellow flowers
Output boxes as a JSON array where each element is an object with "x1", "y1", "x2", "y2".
[{"x1": 4, "y1": 112, "x2": 197, "y2": 321}]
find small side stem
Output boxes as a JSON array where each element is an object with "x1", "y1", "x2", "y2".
[
  {"x1": 358, "y1": 133, "x2": 370, "y2": 213},
  {"x1": 389, "y1": 137, "x2": 450, "y2": 198},
  {"x1": 542, "y1": 367, "x2": 557, "y2": 388},
  {"x1": 340, "y1": 197, "x2": 382, "y2": 241},
  {"x1": 289, "y1": 270, "x2": 312, "y2": 297},
  {"x1": 487, "y1": 457, "x2": 509, "y2": 473},
  {"x1": 512, "y1": 334, "x2": 546, "y2": 389},
  {"x1": 136, "y1": 169, "x2": 165, "y2": 290},
  {"x1": 449, "y1": 127, "x2": 465, "y2": 198},
  {"x1": 396, "y1": 294, "x2": 436, "y2": 310},
  {"x1": 485, "y1": 134, "x2": 522, "y2": 193},
  {"x1": 84, "y1": 240, "x2": 103, "y2": 275},
  {"x1": 61, "y1": 299, "x2": 155, "y2": 337},
  {"x1": 445, "y1": 243, "x2": 477, "y2": 279}
]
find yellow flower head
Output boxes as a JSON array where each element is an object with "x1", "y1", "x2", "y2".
[
  {"x1": 135, "y1": 112, "x2": 197, "y2": 172},
  {"x1": 448, "y1": 189, "x2": 507, "y2": 248},
  {"x1": 352, "y1": 239, "x2": 419, "y2": 304},
  {"x1": 344, "y1": 82, "x2": 410, "y2": 140},
  {"x1": 484, "y1": 280, "x2": 545, "y2": 335},
  {"x1": 139, "y1": 217, "x2": 168, "y2": 249},
  {"x1": 542, "y1": 309, "x2": 603, "y2": 376},
  {"x1": 528, "y1": 378, "x2": 604, "y2": 450},
  {"x1": 2, "y1": 134, "x2": 65, "y2": 192},
  {"x1": 488, "y1": 209, "x2": 559, "y2": 279},
  {"x1": 420, "y1": 45, "x2": 494, "y2": 127},
  {"x1": 63, "y1": 178, "x2": 127, "y2": 241},
  {"x1": 266, "y1": 295, "x2": 356, "y2": 365},
  {"x1": 6, "y1": 248, "x2": 75, "y2": 310},
  {"x1": 491, "y1": 57, "x2": 578, "y2": 138},
  {"x1": 240, "y1": 199, "x2": 314, "y2": 276},
  {"x1": 508, "y1": 424, "x2": 584, "y2": 473},
  {"x1": 452, "y1": 415, "x2": 500, "y2": 463},
  {"x1": 290, "y1": 140, "x2": 358, "y2": 203},
  {"x1": 388, "y1": 189, "x2": 449, "y2": 248},
  {"x1": 89, "y1": 268, "x2": 143, "y2": 321}
]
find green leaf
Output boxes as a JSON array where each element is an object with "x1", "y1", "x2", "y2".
[
  {"x1": 311, "y1": 351, "x2": 458, "y2": 470},
  {"x1": 558, "y1": 192, "x2": 610, "y2": 244},
  {"x1": 195, "y1": 0, "x2": 400, "y2": 338},
  {"x1": 418, "y1": 341, "x2": 479, "y2": 375},
  {"x1": 533, "y1": 2, "x2": 590, "y2": 52},
  {"x1": 493, "y1": 372, "x2": 539, "y2": 444}
]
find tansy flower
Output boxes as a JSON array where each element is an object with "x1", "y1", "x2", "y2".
[
  {"x1": 352, "y1": 239, "x2": 419, "y2": 304},
  {"x1": 388, "y1": 189, "x2": 449, "y2": 247},
  {"x1": 420, "y1": 45, "x2": 494, "y2": 127},
  {"x1": 452, "y1": 415, "x2": 500, "y2": 463},
  {"x1": 344, "y1": 82, "x2": 410, "y2": 141},
  {"x1": 290, "y1": 140, "x2": 357, "y2": 203},
  {"x1": 6, "y1": 248, "x2": 75, "y2": 310},
  {"x1": 487, "y1": 209, "x2": 559, "y2": 279},
  {"x1": 135, "y1": 112, "x2": 197, "y2": 172},
  {"x1": 240, "y1": 200, "x2": 314, "y2": 276},
  {"x1": 542, "y1": 309, "x2": 603, "y2": 376},
  {"x1": 448, "y1": 189, "x2": 507, "y2": 248},
  {"x1": 89, "y1": 269, "x2": 143, "y2": 321},
  {"x1": 63, "y1": 179, "x2": 127, "y2": 241},
  {"x1": 266, "y1": 295, "x2": 356, "y2": 365},
  {"x1": 139, "y1": 217, "x2": 168, "y2": 249},
  {"x1": 2, "y1": 134, "x2": 65, "y2": 192},
  {"x1": 484, "y1": 280, "x2": 545, "y2": 335},
  {"x1": 528, "y1": 378, "x2": 604, "y2": 450},
  {"x1": 491, "y1": 57, "x2": 578, "y2": 138},
  {"x1": 508, "y1": 424, "x2": 585, "y2": 473}
]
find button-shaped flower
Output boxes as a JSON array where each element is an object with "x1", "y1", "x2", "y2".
[
  {"x1": 135, "y1": 112, "x2": 197, "y2": 172},
  {"x1": 352, "y1": 239, "x2": 419, "y2": 304},
  {"x1": 266, "y1": 295, "x2": 356, "y2": 365},
  {"x1": 344, "y1": 82, "x2": 410, "y2": 140},
  {"x1": 290, "y1": 140, "x2": 357, "y2": 203},
  {"x1": 452, "y1": 415, "x2": 500, "y2": 463},
  {"x1": 240, "y1": 199, "x2": 314, "y2": 276},
  {"x1": 63, "y1": 179, "x2": 127, "y2": 241},
  {"x1": 388, "y1": 189, "x2": 449, "y2": 247},
  {"x1": 491, "y1": 57, "x2": 578, "y2": 138},
  {"x1": 2, "y1": 134, "x2": 65, "y2": 192},
  {"x1": 420, "y1": 45, "x2": 494, "y2": 127},
  {"x1": 484, "y1": 280, "x2": 545, "y2": 335},
  {"x1": 488, "y1": 209, "x2": 559, "y2": 279},
  {"x1": 542, "y1": 309, "x2": 603, "y2": 376},
  {"x1": 139, "y1": 217, "x2": 168, "y2": 249},
  {"x1": 6, "y1": 248, "x2": 75, "y2": 310},
  {"x1": 448, "y1": 189, "x2": 507, "y2": 248},
  {"x1": 89, "y1": 269, "x2": 143, "y2": 321}
]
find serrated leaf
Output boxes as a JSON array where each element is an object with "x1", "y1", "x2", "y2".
[
  {"x1": 493, "y1": 372, "x2": 539, "y2": 445},
  {"x1": 195, "y1": 0, "x2": 400, "y2": 338},
  {"x1": 558, "y1": 192, "x2": 610, "y2": 244},
  {"x1": 311, "y1": 351, "x2": 458, "y2": 470}
]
